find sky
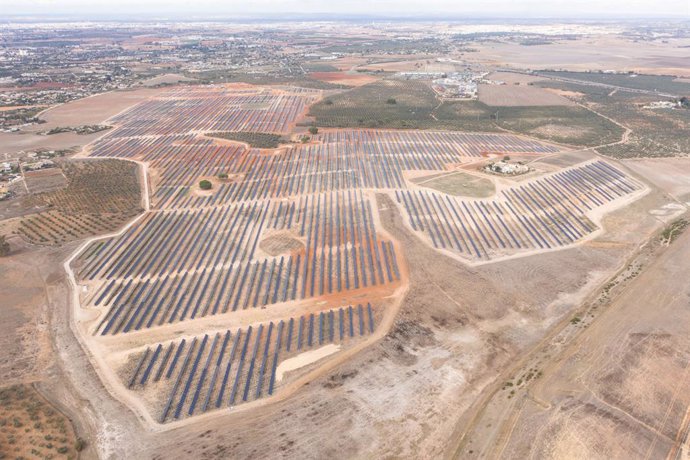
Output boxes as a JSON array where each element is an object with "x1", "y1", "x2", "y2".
[{"x1": 0, "y1": 0, "x2": 688, "y2": 19}]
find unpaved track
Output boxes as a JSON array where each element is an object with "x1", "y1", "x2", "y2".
[
  {"x1": 447, "y1": 212, "x2": 690, "y2": 459},
  {"x1": 503, "y1": 221, "x2": 690, "y2": 459}
]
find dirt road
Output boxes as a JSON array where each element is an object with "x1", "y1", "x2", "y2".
[{"x1": 450, "y1": 217, "x2": 690, "y2": 459}]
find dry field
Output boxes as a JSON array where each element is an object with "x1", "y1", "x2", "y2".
[
  {"x1": 478, "y1": 84, "x2": 575, "y2": 106},
  {"x1": 357, "y1": 58, "x2": 460, "y2": 73},
  {"x1": 139, "y1": 73, "x2": 197, "y2": 87},
  {"x1": 0, "y1": 87, "x2": 166, "y2": 156},
  {"x1": 23, "y1": 167, "x2": 67, "y2": 194},
  {"x1": 409, "y1": 171, "x2": 496, "y2": 198},
  {"x1": 488, "y1": 71, "x2": 546, "y2": 85},
  {"x1": 481, "y1": 224, "x2": 690, "y2": 459},
  {"x1": 623, "y1": 157, "x2": 690, "y2": 202},
  {"x1": 309, "y1": 72, "x2": 380, "y2": 86},
  {"x1": 466, "y1": 35, "x2": 690, "y2": 76}
]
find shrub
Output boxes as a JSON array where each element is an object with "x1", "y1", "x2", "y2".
[
  {"x1": 217, "y1": 172, "x2": 228, "y2": 180},
  {"x1": 386, "y1": 98, "x2": 397, "y2": 105},
  {"x1": 0, "y1": 235, "x2": 9, "y2": 257},
  {"x1": 199, "y1": 180, "x2": 212, "y2": 190},
  {"x1": 74, "y1": 438, "x2": 86, "y2": 452}
]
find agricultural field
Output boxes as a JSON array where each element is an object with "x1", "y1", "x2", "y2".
[
  {"x1": 10, "y1": 159, "x2": 142, "y2": 245},
  {"x1": 536, "y1": 79, "x2": 690, "y2": 158},
  {"x1": 0, "y1": 385, "x2": 79, "y2": 459},
  {"x1": 309, "y1": 79, "x2": 624, "y2": 147},
  {"x1": 23, "y1": 167, "x2": 67, "y2": 194},
  {"x1": 61, "y1": 82, "x2": 650, "y2": 428},
  {"x1": 309, "y1": 72, "x2": 381, "y2": 87},
  {"x1": 538, "y1": 70, "x2": 690, "y2": 95},
  {"x1": 308, "y1": 79, "x2": 444, "y2": 129},
  {"x1": 477, "y1": 84, "x2": 575, "y2": 107}
]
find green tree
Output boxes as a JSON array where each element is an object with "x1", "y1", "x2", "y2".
[
  {"x1": 308, "y1": 126, "x2": 319, "y2": 135},
  {"x1": 386, "y1": 98, "x2": 397, "y2": 105},
  {"x1": 217, "y1": 172, "x2": 228, "y2": 180},
  {"x1": 199, "y1": 180, "x2": 212, "y2": 190}
]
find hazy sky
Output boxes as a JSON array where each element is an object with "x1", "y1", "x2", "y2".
[{"x1": 1, "y1": 0, "x2": 688, "y2": 18}]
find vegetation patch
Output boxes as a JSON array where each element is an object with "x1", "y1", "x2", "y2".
[
  {"x1": 42, "y1": 124, "x2": 111, "y2": 135},
  {"x1": 492, "y1": 105, "x2": 624, "y2": 147},
  {"x1": 208, "y1": 131, "x2": 285, "y2": 149},
  {"x1": 538, "y1": 80, "x2": 690, "y2": 157},
  {"x1": 660, "y1": 218, "x2": 689, "y2": 245},
  {"x1": 308, "y1": 79, "x2": 620, "y2": 145},
  {"x1": 17, "y1": 159, "x2": 142, "y2": 245},
  {"x1": 308, "y1": 79, "x2": 446, "y2": 129},
  {"x1": 0, "y1": 384, "x2": 78, "y2": 459}
]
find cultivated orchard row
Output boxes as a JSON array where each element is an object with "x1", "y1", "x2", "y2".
[
  {"x1": 124, "y1": 304, "x2": 378, "y2": 422},
  {"x1": 396, "y1": 161, "x2": 642, "y2": 259}
]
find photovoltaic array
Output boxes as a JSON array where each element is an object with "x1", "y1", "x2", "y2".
[{"x1": 72, "y1": 84, "x2": 643, "y2": 423}]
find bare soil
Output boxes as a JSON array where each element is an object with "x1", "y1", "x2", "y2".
[
  {"x1": 488, "y1": 221, "x2": 690, "y2": 459},
  {"x1": 309, "y1": 72, "x2": 380, "y2": 87},
  {"x1": 259, "y1": 230, "x2": 305, "y2": 256}
]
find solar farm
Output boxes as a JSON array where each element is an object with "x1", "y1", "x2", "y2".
[{"x1": 67, "y1": 83, "x2": 647, "y2": 426}]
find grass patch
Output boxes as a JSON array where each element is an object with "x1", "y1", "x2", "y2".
[{"x1": 411, "y1": 171, "x2": 495, "y2": 198}]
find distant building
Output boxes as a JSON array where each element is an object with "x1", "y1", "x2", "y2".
[
  {"x1": 643, "y1": 101, "x2": 676, "y2": 110},
  {"x1": 484, "y1": 160, "x2": 530, "y2": 175}
]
